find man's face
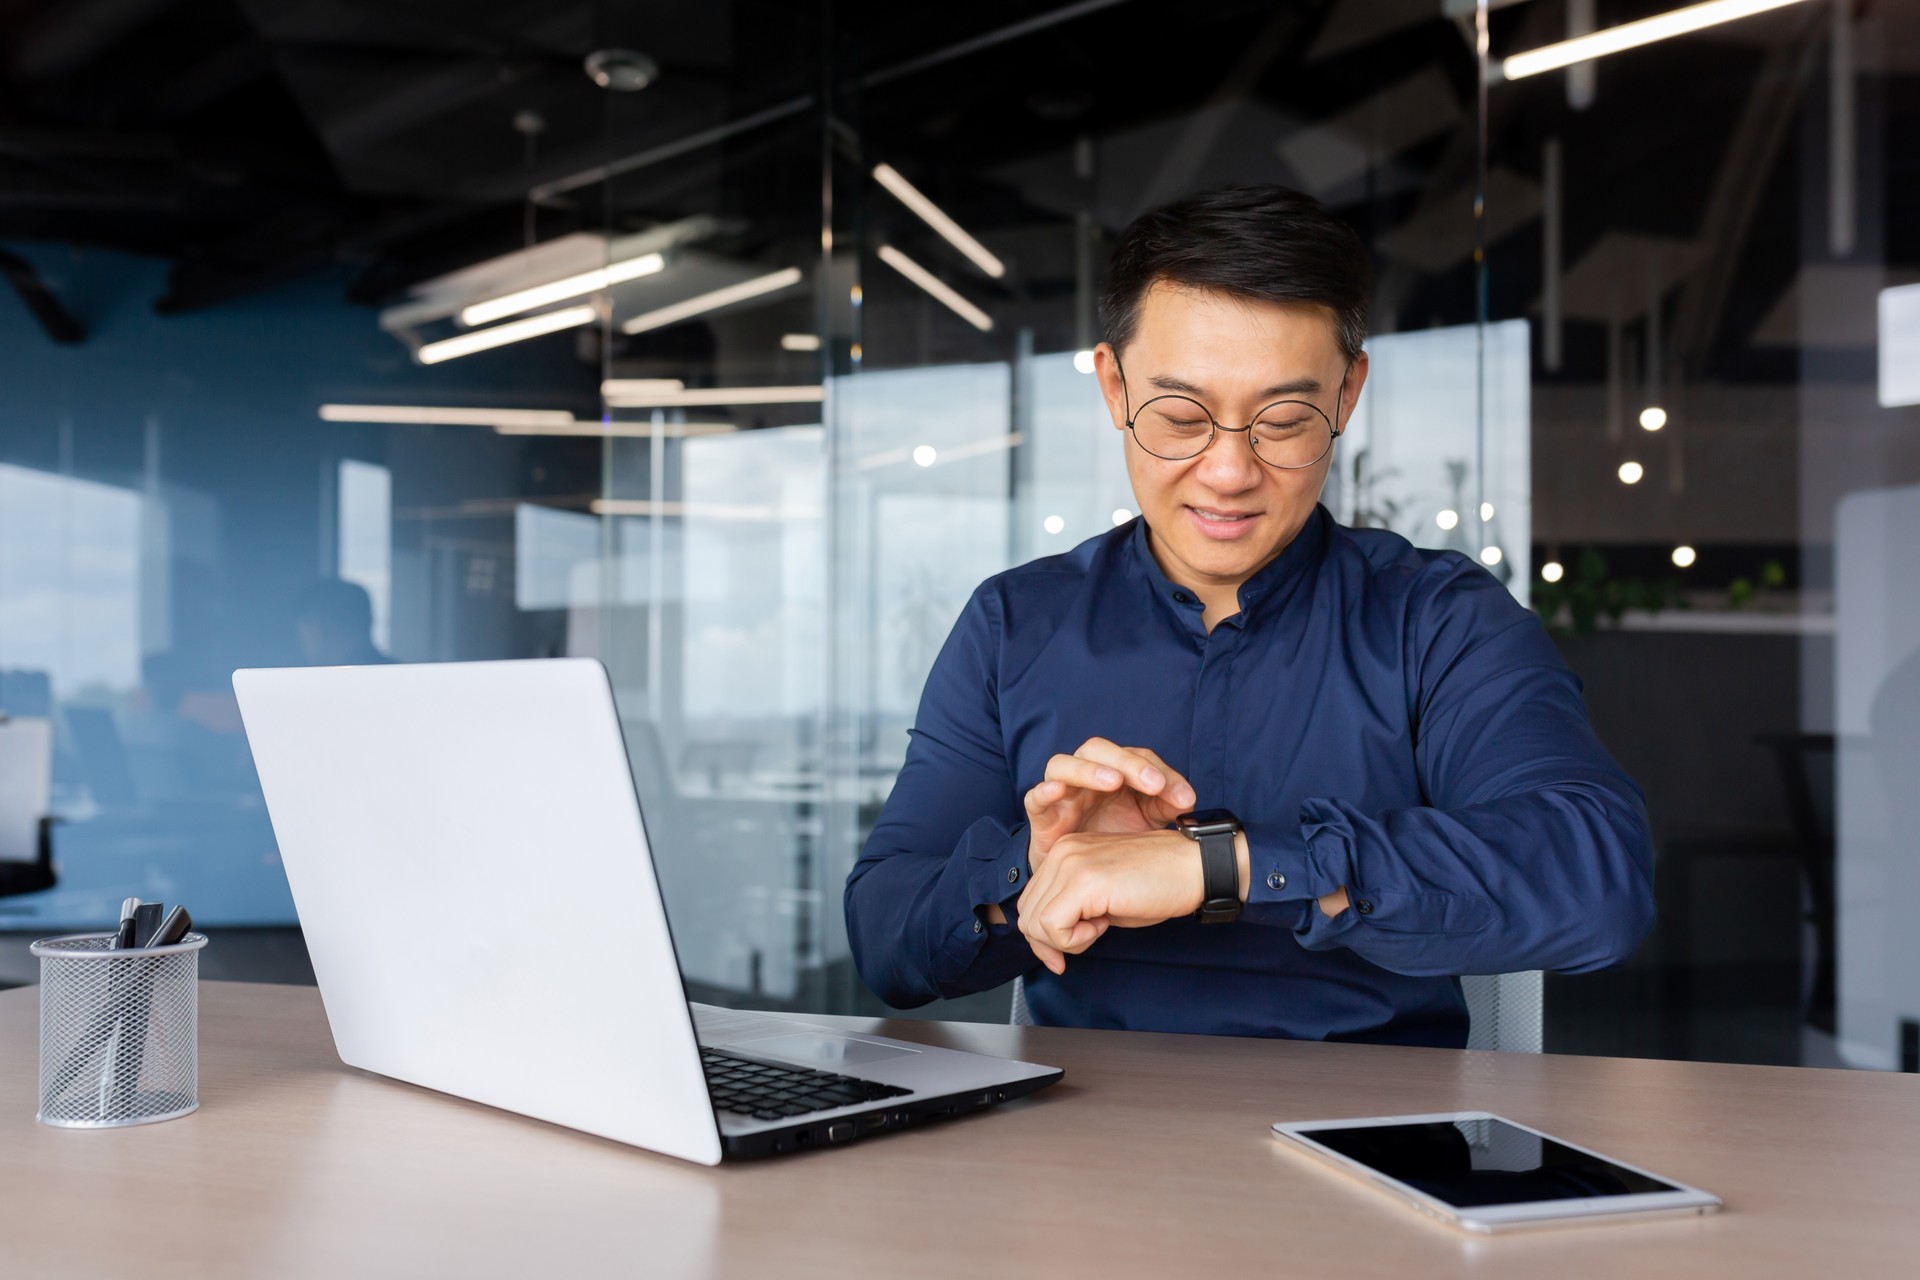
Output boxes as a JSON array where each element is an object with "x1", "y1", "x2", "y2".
[{"x1": 1095, "y1": 282, "x2": 1366, "y2": 592}]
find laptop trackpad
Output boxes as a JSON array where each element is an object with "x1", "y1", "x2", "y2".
[{"x1": 739, "y1": 1032, "x2": 920, "y2": 1069}]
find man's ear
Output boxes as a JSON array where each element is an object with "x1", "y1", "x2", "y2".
[
  {"x1": 1337, "y1": 350, "x2": 1370, "y2": 431},
  {"x1": 1092, "y1": 342, "x2": 1129, "y2": 433}
]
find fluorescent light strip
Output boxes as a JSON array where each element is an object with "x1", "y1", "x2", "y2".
[
  {"x1": 460, "y1": 252, "x2": 665, "y2": 327},
  {"x1": 780, "y1": 332, "x2": 822, "y2": 351},
  {"x1": 319, "y1": 404, "x2": 577, "y2": 428},
  {"x1": 619, "y1": 267, "x2": 804, "y2": 335},
  {"x1": 871, "y1": 163, "x2": 1006, "y2": 280},
  {"x1": 1501, "y1": 0, "x2": 1810, "y2": 80},
  {"x1": 493, "y1": 420, "x2": 738, "y2": 438},
  {"x1": 855, "y1": 433, "x2": 1022, "y2": 472},
  {"x1": 877, "y1": 245, "x2": 994, "y2": 332},
  {"x1": 589, "y1": 499, "x2": 823, "y2": 521},
  {"x1": 600, "y1": 382, "x2": 825, "y2": 408},
  {"x1": 417, "y1": 305, "x2": 597, "y2": 365}
]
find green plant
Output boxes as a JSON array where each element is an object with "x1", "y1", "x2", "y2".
[
  {"x1": 1531, "y1": 549, "x2": 1688, "y2": 637},
  {"x1": 1726, "y1": 558, "x2": 1787, "y2": 609}
]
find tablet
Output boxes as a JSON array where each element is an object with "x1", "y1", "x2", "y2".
[{"x1": 1271, "y1": 1112, "x2": 1722, "y2": 1233}]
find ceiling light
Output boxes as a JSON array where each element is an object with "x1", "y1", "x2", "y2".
[
  {"x1": 589, "y1": 499, "x2": 822, "y2": 521},
  {"x1": 584, "y1": 48, "x2": 659, "y2": 92},
  {"x1": 1043, "y1": 515, "x2": 1065, "y2": 535},
  {"x1": 1618, "y1": 461, "x2": 1645, "y2": 485},
  {"x1": 416, "y1": 305, "x2": 597, "y2": 365},
  {"x1": 871, "y1": 163, "x2": 1006, "y2": 279},
  {"x1": 1479, "y1": 502, "x2": 1495, "y2": 522},
  {"x1": 1480, "y1": 546, "x2": 1504, "y2": 567},
  {"x1": 1501, "y1": 0, "x2": 1811, "y2": 80},
  {"x1": 493, "y1": 421, "x2": 737, "y2": 438},
  {"x1": 877, "y1": 245, "x2": 994, "y2": 332},
  {"x1": 1541, "y1": 561, "x2": 1565, "y2": 583},
  {"x1": 781, "y1": 333, "x2": 822, "y2": 352},
  {"x1": 619, "y1": 267, "x2": 805, "y2": 336},
  {"x1": 853, "y1": 433, "x2": 1020, "y2": 472},
  {"x1": 1672, "y1": 545, "x2": 1697, "y2": 568},
  {"x1": 1111, "y1": 508, "x2": 1133, "y2": 526},
  {"x1": 1436, "y1": 509, "x2": 1460, "y2": 530},
  {"x1": 460, "y1": 252, "x2": 664, "y2": 327},
  {"x1": 600, "y1": 381, "x2": 825, "y2": 408},
  {"x1": 1073, "y1": 350, "x2": 1097, "y2": 374},
  {"x1": 319, "y1": 404, "x2": 576, "y2": 428},
  {"x1": 1640, "y1": 406, "x2": 1668, "y2": 431}
]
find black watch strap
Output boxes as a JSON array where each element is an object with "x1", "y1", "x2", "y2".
[{"x1": 1195, "y1": 829, "x2": 1240, "y2": 924}]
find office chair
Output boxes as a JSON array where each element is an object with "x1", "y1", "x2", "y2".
[
  {"x1": 0, "y1": 713, "x2": 57, "y2": 901},
  {"x1": 1011, "y1": 971, "x2": 1546, "y2": 1053}
]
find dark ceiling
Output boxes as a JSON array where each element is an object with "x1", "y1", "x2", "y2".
[{"x1": 1, "y1": 0, "x2": 1914, "y2": 384}]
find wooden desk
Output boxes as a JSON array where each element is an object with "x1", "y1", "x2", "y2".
[{"x1": 2, "y1": 982, "x2": 1915, "y2": 1278}]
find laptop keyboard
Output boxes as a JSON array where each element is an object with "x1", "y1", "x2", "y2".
[{"x1": 701, "y1": 1047, "x2": 911, "y2": 1122}]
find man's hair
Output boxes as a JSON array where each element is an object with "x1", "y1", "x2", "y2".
[{"x1": 1101, "y1": 185, "x2": 1371, "y2": 361}]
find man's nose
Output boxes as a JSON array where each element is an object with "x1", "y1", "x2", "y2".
[{"x1": 1192, "y1": 428, "x2": 1265, "y2": 493}]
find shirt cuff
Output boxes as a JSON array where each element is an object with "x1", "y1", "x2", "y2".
[
  {"x1": 931, "y1": 816, "x2": 1032, "y2": 976},
  {"x1": 1239, "y1": 817, "x2": 1352, "y2": 943}
]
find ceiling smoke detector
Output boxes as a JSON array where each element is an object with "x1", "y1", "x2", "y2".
[{"x1": 584, "y1": 49, "x2": 659, "y2": 92}]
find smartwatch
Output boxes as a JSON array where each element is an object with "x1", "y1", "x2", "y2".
[{"x1": 1175, "y1": 808, "x2": 1242, "y2": 924}]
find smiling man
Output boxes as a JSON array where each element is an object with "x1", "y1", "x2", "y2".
[{"x1": 843, "y1": 186, "x2": 1654, "y2": 1045}]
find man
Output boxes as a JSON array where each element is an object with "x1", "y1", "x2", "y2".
[
  {"x1": 843, "y1": 186, "x2": 1652, "y2": 1046},
  {"x1": 294, "y1": 579, "x2": 392, "y2": 667}
]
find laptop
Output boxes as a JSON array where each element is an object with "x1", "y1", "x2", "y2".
[{"x1": 232, "y1": 658, "x2": 1061, "y2": 1165}]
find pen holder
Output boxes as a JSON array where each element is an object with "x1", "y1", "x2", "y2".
[{"x1": 31, "y1": 931, "x2": 209, "y2": 1128}]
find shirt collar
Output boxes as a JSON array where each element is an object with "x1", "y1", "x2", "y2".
[{"x1": 1129, "y1": 504, "x2": 1330, "y2": 631}]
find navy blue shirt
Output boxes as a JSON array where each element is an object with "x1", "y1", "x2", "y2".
[{"x1": 843, "y1": 506, "x2": 1654, "y2": 1046}]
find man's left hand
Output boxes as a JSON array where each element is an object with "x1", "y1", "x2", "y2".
[{"x1": 1015, "y1": 828, "x2": 1206, "y2": 973}]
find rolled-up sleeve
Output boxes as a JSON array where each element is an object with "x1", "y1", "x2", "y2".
[
  {"x1": 1247, "y1": 558, "x2": 1655, "y2": 977},
  {"x1": 844, "y1": 587, "x2": 1040, "y2": 1006}
]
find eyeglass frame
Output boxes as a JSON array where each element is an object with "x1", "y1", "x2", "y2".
[{"x1": 1113, "y1": 352, "x2": 1355, "y2": 470}]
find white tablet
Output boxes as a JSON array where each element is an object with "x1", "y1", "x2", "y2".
[{"x1": 1271, "y1": 1112, "x2": 1722, "y2": 1233}]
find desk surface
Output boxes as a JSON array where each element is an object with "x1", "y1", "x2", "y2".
[{"x1": 3, "y1": 982, "x2": 1916, "y2": 1279}]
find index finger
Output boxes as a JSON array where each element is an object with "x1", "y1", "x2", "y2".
[
  {"x1": 1117, "y1": 745, "x2": 1198, "y2": 816},
  {"x1": 1072, "y1": 738, "x2": 1196, "y2": 810}
]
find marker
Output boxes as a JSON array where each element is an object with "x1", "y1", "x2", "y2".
[{"x1": 113, "y1": 897, "x2": 139, "y2": 950}]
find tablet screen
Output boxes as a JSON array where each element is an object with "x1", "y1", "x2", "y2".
[{"x1": 1303, "y1": 1118, "x2": 1680, "y2": 1208}]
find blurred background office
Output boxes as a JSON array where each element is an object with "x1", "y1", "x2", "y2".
[{"x1": 1, "y1": 0, "x2": 1916, "y2": 1073}]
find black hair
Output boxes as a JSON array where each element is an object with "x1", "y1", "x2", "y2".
[{"x1": 1101, "y1": 185, "x2": 1371, "y2": 360}]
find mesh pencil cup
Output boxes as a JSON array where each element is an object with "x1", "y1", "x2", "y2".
[{"x1": 32, "y1": 931, "x2": 209, "y2": 1128}]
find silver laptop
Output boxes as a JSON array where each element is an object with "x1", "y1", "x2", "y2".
[{"x1": 232, "y1": 657, "x2": 1060, "y2": 1165}]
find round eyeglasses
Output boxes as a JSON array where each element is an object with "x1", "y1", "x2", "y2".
[{"x1": 1117, "y1": 358, "x2": 1347, "y2": 470}]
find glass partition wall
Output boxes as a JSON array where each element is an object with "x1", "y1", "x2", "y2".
[{"x1": 3, "y1": 1, "x2": 1916, "y2": 1072}]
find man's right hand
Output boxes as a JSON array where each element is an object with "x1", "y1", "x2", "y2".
[
  {"x1": 982, "y1": 738, "x2": 1196, "y2": 962},
  {"x1": 1024, "y1": 738, "x2": 1198, "y2": 862}
]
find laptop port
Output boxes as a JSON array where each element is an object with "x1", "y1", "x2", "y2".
[
  {"x1": 827, "y1": 1121, "x2": 856, "y2": 1143},
  {"x1": 860, "y1": 1113, "x2": 887, "y2": 1132},
  {"x1": 795, "y1": 1131, "x2": 814, "y2": 1148}
]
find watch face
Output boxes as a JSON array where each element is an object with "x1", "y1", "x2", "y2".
[{"x1": 1177, "y1": 808, "x2": 1241, "y2": 831}]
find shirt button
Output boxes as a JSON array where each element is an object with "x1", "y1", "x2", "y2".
[
  {"x1": 973, "y1": 919, "x2": 985, "y2": 934},
  {"x1": 1355, "y1": 899, "x2": 1374, "y2": 915},
  {"x1": 1266, "y1": 871, "x2": 1286, "y2": 892},
  {"x1": 1172, "y1": 591, "x2": 1192, "y2": 605},
  {"x1": 1007, "y1": 866, "x2": 1020, "y2": 884}
]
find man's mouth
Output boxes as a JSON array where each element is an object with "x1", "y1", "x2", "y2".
[
  {"x1": 1185, "y1": 504, "x2": 1261, "y2": 538},
  {"x1": 1188, "y1": 506, "x2": 1258, "y2": 523}
]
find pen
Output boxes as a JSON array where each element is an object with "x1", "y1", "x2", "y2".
[
  {"x1": 143, "y1": 905, "x2": 192, "y2": 949},
  {"x1": 131, "y1": 902, "x2": 163, "y2": 949},
  {"x1": 113, "y1": 898, "x2": 139, "y2": 950}
]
